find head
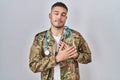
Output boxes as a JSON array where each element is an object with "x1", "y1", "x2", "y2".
[{"x1": 49, "y1": 2, "x2": 68, "y2": 28}]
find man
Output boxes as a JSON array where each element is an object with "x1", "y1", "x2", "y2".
[{"x1": 29, "y1": 2, "x2": 91, "y2": 80}]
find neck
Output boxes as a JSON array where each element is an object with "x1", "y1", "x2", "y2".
[{"x1": 51, "y1": 26, "x2": 64, "y2": 36}]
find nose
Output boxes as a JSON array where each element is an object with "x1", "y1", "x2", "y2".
[{"x1": 58, "y1": 14, "x2": 62, "y2": 19}]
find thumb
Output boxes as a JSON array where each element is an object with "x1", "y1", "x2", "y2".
[
  {"x1": 72, "y1": 39, "x2": 76, "y2": 47},
  {"x1": 59, "y1": 42, "x2": 64, "y2": 51}
]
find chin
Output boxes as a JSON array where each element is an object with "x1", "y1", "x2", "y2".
[
  {"x1": 54, "y1": 24, "x2": 64, "y2": 28},
  {"x1": 52, "y1": 22, "x2": 65, "y2": 28},
  {"x1": 55, "y1": 26, "x2": 64, "y2": 28}
]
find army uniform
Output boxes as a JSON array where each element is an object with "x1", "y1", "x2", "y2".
[{"x1": 29, "y1": 27, "x2": 91, "y2": 80}]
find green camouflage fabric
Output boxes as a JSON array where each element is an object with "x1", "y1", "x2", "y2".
[{"x1": 29, "y1": 27, "x2": 91, "y2": 80}]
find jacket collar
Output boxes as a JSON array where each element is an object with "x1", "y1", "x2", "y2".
[{"x1": 47, "y1": 27, "x2": 68, "y2": 41}]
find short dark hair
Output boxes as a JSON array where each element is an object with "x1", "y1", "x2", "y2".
[{"x1": 51, "y1": 2, "x2": 68, "y2": 11}]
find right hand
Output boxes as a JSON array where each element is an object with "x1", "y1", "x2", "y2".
[{"x1": 55, "y1": 41, "x2": 77, "y2": 62}]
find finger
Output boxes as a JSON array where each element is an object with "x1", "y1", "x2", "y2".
[
  {"x1": 59, "y1": 43, "x2": 64, "y2": 51},
  {"x1": 67, "y1": 46, "x2": 76, "y2": 53},
  {"x1": 59, "y1": 41, "x2": 64, "y2": 49},
  {"x1": 59, "y1": 41, "x2": 69, "y2": 49},
  {"x1": 72, "y1": 40, "x2": 76, "y2": 47},
  {"x1": 69, "y1": 53, "x2": 77, "y2": 59},
  {"x1": 58, "y1": 43, "x2": 61, "y2": 48},
  {"x1": 68, "y1": 49, "x2": 77, "y2": 56},
  {"x1": 59, "y1": 41, "x2": 62, "y2": 46},
  {"x1": 64, "y1": 43, "x2": 69, "y2": 49},
  {"x1": 68, "y1": 54, "x2": 75, "y2": 59},
  {"x1": 69, "y1": 52, "x2": 78, "y2": 59},
  {"x1": 59, "y1": 41, "x2": 65, "y2": 47}
]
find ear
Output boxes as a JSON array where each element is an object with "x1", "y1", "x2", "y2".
[{"x1": 49, "y1": 13, "x2": 51, "y2": 19}]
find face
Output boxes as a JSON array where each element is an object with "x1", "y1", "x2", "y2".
[{"x1": 49, "y1": 6, "x2": 67, "y2": 28}]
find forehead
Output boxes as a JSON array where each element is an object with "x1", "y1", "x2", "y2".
[{"x1": 51, "y1": 6, "x2": 67, "y2": 13}]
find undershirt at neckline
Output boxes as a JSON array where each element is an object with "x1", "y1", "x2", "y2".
[{"x1": 53, "y1": 35, "x2": 61, "y2": 80}]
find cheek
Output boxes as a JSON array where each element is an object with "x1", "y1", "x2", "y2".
[
  {"x1": 51, "y1": 18, "x2": 56, "y2": 22},
  {"x1": 62, "y1": 18, "x2": 67, "y2": 22},
  {"x1": 50, "y1": 15, "x2": 56, "y2": 21},
  {"x1": 63, "y1": 16, "x2": 67, "y2": 20},
  {"x1": 49, "y1": 14, "x2": 55, "y2": 20}
]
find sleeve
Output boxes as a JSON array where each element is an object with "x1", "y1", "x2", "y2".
[
  {"x1": 29, "y1": 35, "x2": 56, "y2": 73},
  {"x1": 76, "y1": 34, "x2": 92, "y2": 64}
]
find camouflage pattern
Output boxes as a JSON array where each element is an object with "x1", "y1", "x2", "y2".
[{"x1": 29, "y1": 27, "x2": 91, "y2": 80}]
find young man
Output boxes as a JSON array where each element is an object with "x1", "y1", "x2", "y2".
[{"x1": 29, "y1": 2, "x2": 91, "y2": 80}]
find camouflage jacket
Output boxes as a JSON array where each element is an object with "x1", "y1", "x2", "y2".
[{"x1": 29, "y1": 27, "x2": 91, "y2": 80}]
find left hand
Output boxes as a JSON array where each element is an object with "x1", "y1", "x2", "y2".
[{"x1": 59, "y1": 41, "x2": 78, "y2": 59}]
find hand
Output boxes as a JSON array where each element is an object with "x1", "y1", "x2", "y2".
[{"x1": 55, "y1": 41, "x2": 78, "y2": 62}]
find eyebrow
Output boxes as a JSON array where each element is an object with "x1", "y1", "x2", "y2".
[
  {"x1": 53, "y1": 11, "x2": 67, "y2": 14},
  {"x1": 53, "y1": 11, "x2": 59, "y2": 13}
]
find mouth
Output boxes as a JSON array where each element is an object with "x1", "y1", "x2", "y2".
[{"x1": 55, "y1": 20, "x2": 62, "y2": 23}]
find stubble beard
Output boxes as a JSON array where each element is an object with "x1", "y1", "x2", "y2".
[
  {"x1": 54, "y1": 26, "x2": 63, "y2": 28},
  {"x1": 51, "y1": 22, "x2": 65, "y2": 29}
]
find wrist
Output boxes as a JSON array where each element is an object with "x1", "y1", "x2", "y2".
[{"x1": 55, "y1": 56, "x2": 60, "y2": 63}]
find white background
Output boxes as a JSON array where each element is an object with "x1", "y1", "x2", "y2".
[{"x1": 0, "y1": 0, "x2": 120, "y2": 80}]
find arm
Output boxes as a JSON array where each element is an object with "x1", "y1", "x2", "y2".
[
  {"x1": 76, "y1": 34, "x2": 92, "y2": 64},
  {"x1": 29, "y1": 35, "x2": 56, "y2": 73}
]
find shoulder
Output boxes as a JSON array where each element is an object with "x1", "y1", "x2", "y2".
[
  {"x1": 35, "y1": 31, "x2": 46, "y2": 37},
  {"x1": 34, "y1": 30, "x2": 47, "y2": 40},
  {"x1": 70, "y1": 28, "x2": 86, "y2": 43},
  {"x1": 70, "y1": 28, "x2": 82, "y2": 37}
]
